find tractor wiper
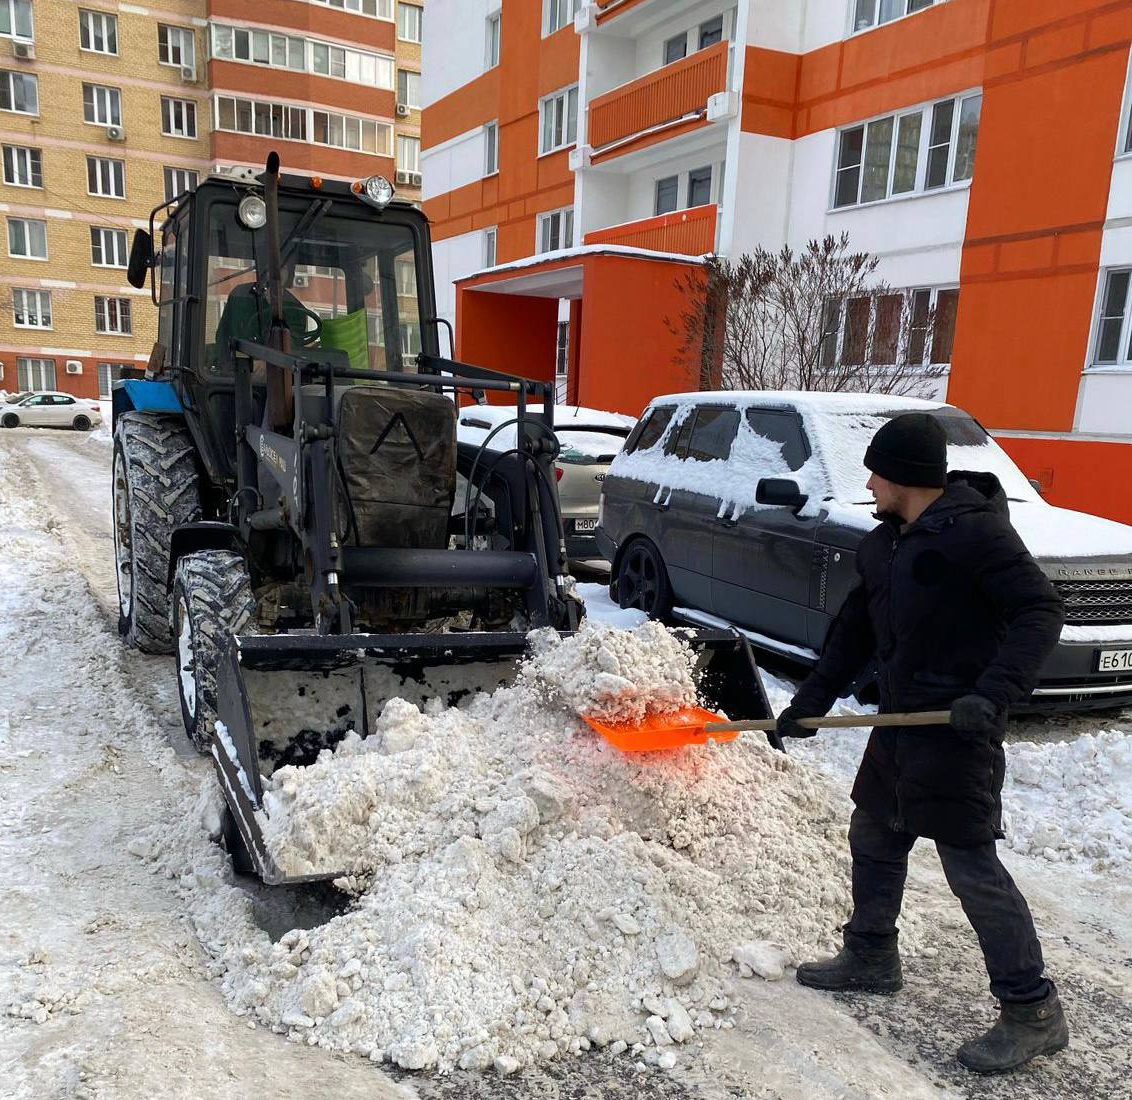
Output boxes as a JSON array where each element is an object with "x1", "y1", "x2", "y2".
[{"x1": 277, "y1": 198, "x2": 333, "y2": 272}]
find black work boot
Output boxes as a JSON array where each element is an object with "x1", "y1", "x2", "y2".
[
  {"x1": 957, "y1": 986, "x2": 1069, "y2": 1074},
  {"x1": 796, "y1": 938, "x2": 903, "y2": 994}
]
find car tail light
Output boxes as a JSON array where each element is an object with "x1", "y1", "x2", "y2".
[
  {"x1": 555, "y1": 465, "x2": 563, "y2": 482},
  {"x1": 598, "y1": 492, "x2": 605, "y2": 527},
  {"x1": 90, "y1": 403, "x2": 100, "y2": 411}
]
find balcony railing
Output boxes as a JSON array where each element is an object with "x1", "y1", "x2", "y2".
[
  {"x1": 584, "y1": 204, "x2": 717, "y2": 257},
  {"x1": 587, "y1": 39, "x2": 729, "y2": 152}
]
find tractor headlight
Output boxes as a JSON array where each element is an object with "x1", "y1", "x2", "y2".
[
  {"x1": 357, "y1": 175, "x2": 395, "y2": 210},
  {"x1": 237, "y1": 194, "x2": 268, "y2": 230}
]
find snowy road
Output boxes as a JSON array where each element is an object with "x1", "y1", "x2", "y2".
[{"x1": 1, "y1": 427, "x2": 1130, "y2": 1100}]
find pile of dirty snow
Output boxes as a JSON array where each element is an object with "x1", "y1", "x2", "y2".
[{"x1": 163, "y1": 622, "x2": 903, "y2": 1075}]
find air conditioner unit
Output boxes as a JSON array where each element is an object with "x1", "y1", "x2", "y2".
[
  {"x1": 396, "y1": 103, "x2": 410, "y2": 117},
  {"x1": 395, "y1": 169, "x2": 412, "y2": 185},
  {"x1": 12, "y1": 40, "x2": 35, "y2": 60},
  {"x1": 106, "y1": 125, "x2": 126, "y2": 142},
  {"x1": 292, "y1": 274, "x2": 310, "y2": 289},
  {"x1": 65, "y1": 360, "x2": 83, "y2": 375},
  {"x1": 179, "y1": 65, "x2": 197, "y2": 83},
  {"x1": 409, "y1": 172, "x2": 423, "y2": 188}
]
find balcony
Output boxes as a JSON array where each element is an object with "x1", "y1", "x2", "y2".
[
  {"x1": 584, "y1": 204, "x2": 717, "y2": 257},
  {"x1": 587, "y1": 39, "x2": 729, "y2": 153}
]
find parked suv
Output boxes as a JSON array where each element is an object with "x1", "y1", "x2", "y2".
[{"x1": 597, "y1": 391, "x2": 1132, "y2": 711}]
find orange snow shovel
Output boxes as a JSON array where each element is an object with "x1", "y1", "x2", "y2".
[{"x1": 584, "y1": 707, "x2": 953, "y2": 753}]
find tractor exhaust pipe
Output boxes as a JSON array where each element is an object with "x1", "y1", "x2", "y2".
[{"x1": 262, "y1": 151, "x2": 293, "y2": 430}]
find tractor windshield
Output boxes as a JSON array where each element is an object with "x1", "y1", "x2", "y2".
[{"x1": 202, "y1": 198, "x2": 423, "y2": 375}]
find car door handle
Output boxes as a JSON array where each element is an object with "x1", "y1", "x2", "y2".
[
  {"x1": 652, "y1": 501, "x2": 670, "y2": 512},
  {"x1": 714, "y1": 518, "x2": 737, "y2": 528}
]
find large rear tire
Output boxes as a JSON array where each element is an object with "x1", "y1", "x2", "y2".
[
  {"x1": 616, "y1": 538, "x2": 672, "y2": 619},
  {"x1": 113, "y1": 412, "x2": 200, "y2": 653},
  {"x1": 172, "y1": 550, "x2": 255, "y2": 752}
]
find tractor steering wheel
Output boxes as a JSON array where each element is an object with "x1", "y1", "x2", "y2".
[{"x1": 294, "y1": 303, "x2": 323, "y2": 347}]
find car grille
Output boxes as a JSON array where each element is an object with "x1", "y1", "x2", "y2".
[{"x1": 1054, "y1": 579, "x2": 1132, "y2": 625}]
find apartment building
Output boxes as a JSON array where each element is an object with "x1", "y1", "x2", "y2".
[
  {"x1": 421, "y1": 0, "x2": 1132, "y2": 523},
  {"x1": 1, "y1": 0, "x2": 424, "y2": 401}
]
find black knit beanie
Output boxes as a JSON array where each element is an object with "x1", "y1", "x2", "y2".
[{"x1": 864, "y1": 413, "x2": 947, "y2": 488}]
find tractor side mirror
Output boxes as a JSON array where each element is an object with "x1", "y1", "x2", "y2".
[
  {"x1": 757, "y1": 477, "x2": 808, "y2": 511},
  {"x1": 127, "y1": 229, "x2": 154, "y2": 290}
]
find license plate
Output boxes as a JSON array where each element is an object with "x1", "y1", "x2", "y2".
[
  {"x1": 572, "y1": 518, "x2": 598, "y2": 532},
  {"x1": 1098, "y1": 649, "x2": 1132, "y2": 672}
]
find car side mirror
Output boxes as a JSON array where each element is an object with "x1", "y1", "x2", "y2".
[
  {"x1": 1027, "y1": 477, "x2": 1043, "y2": 496},
  {"x1": 757, "y1": 477, "x2": 808, "y2": 511},
  {"x1": 127, "y1": 229, "x2": 154, "y2": 290}
]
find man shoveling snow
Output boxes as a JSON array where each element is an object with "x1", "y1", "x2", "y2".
[{"x1": 776, "y1": 412, "x2": 1068, "y2": 1075}]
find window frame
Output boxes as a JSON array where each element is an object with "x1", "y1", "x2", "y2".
[
  {"x1": 2, "y1": 143, "x2": 42, "y2": 187},
  {"x1": 158, "y1": 23, "x2": 195, "y2": 69},
  {"x1": 91, "y1": 225, "x2": 129, "y2": 268},
  {"x1": 851, "y1": 0, "x2": 936, "y2": 35},
  {"x1": 484, "y1": 120, "x2": 499, "y2": 176},
  {"x1": 12, "y1": 286, "x2": 52, "y2": 329},
  {"x1": 397, "y1": 133, "x2": 420, "y2": 173},
  {"x1": 98, "y1": 361, "x2": 129, "y2": 398},
  {"x1": 483, "y1": 226, "x2": 497, "y2": 268},
  {"x1": 537, "y1": 206, "x2": 574, "y2": 254},
  {"x1": 1, "y1": 0, "x2": 34, "y2": 41},
  {"x1": 1090, "y1": 268, "x2": 1132, "y2": 369},
  {"x1": 161, "y1": 96, "x2": 198, "y2": 139},
  {"x1": 0, "y1": 69, "x2": 38, "y2": 115},
  {"x1": 7, "y1": 215, "x2": 47, "y2": 260},
  {"x1": 82, "y1": 83, "x2": 123, "y2": 127},
  {"x1": 655, "y1": 175, "x2": 679, "y2": 216},
  {"x1": 163, "y1": 166, "x2": 199, "y2": 201},
  {"x1": 485, "y1": 9, "x2": 501, "y2": 69},
  {"x1": 831, "y1": 89, "x2": 982, "y2": 209},
  {"x1": 397, "y1": 2, "x2": 422, "y2": 42},
  {"x1": 397, "y1": 68, "x2": 421, "y2": 109},
  {"x1": 214, "y1": 95, "x2": 393, "y2": 156},
  {"x1": 87, "y1": 155, "x2": 126, "y2": 198},
  {"x1": 538, "y1": 84, "x2": 579, "y2": 156},
  {"x1": 78, "y1": 8, "x2": 118, "y2": 54},
  {"x1": 94, "y1": 295, "x2": 133, "y2": 336},
  {"x1": 821, "y1": 285, "x2": 960, "y2": 368},
  {"x1": 544, "y1": 0, "x2": 578, "y2": 37},
  {"x1": 16, "y1": 357, "x2": 56, "y2": 391}
]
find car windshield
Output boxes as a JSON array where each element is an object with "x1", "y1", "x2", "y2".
[
  {"x1": 6, "y1": 391, "x2": 33, "y2": 404},
  {"x1": 557, "y1": 426, "x2": 630, "y2": 464},
  {"x1": 202, "y1": 199, "x2": 423, "y2": 375},
  {"x1": 816, "y1": 406, "x2": 1040, "y2": 504}
]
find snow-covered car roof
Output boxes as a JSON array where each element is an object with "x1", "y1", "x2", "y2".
[
  {"x1": 457, "y1": 404, "x2": 635, "y2": 453},
  {"x1": 643, "y1": 389, "x2": 947, "y2": 415}
]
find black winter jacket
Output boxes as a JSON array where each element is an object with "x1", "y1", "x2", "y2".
[{"x1": 792, "y1": 471, "x2": 1065, "y2": 847}]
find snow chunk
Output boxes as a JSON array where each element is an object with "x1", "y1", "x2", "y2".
[
  {"x1": 655, "y1": 929, "x2": 698, "y2": 987},
  {"x1": 732, "y1": 941, "x2": 791, "y2": 981}
]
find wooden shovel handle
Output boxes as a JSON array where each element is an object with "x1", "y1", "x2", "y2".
[{"x1": 704, "y1": 711, "x2": 952, "y2": 734}]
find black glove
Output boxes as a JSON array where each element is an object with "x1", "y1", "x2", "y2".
[
  {"x1": 776, "y1": 704, "x2": 821, "y2": 740},
  {"x1": 949, "y1": 694, "x2": 1006, "y2": 743}
]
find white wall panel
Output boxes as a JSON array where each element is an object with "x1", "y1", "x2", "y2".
[
  {"x1": 422, "y1": 129, "x2": 490, "y2": 201},
  {"x1": 422, "y1": 0, "x2": 497, "y2": 107},
  {"x1": 432, "y1": 230, "x2": 491, "y2": 328}
]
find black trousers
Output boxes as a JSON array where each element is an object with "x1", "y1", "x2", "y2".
[{"x1": 844, "y1": 808, "x2": 1050, "y2": 1003}]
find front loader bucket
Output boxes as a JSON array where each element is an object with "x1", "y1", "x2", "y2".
[{"x1": 210, "y1": 628, "x2": 771, "y2": 885}]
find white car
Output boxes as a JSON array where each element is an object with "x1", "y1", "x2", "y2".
[{"x1": 0, "y1": 391, "x2": 104, "y2": 431}]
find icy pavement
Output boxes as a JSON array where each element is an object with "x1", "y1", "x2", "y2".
[{"x1": 1, "y1": 428, "x2": 1130, "y2": 1100}]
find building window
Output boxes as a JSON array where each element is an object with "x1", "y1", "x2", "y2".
[
  {"x1": 161, "y1": 97, "x2": 198, "y2": 139},
  {"x1": 79, "y1": 9, "x2": 117, "y2": 53},
  {"x1": 87, "y1": 156, "x2": 126, "y2": 197},
  {"x1": 397, "y1": 134, "x2": 420, "y2": 173},
  {"x1": 484, "y1": 226, "x2": 497, "y2": 268},
  {"x1": 397, "y1": 69, "x2": 421, "y2": 109},
  {"x1": 397, "y1": 2, "x2": 422, "y2": 42},
  {"x1": 216, "y1": 95, "x2": 393, "y2": 156},
  {"x1": 95, "y1": 296, "x2": 133, "y2": 335},
  {"x1": 484, "y1": 120, "x2": 499, "y2": 175},
  {"x1": 688, "y1": 166, "x2": 712, "y2": 207},
  {"x1": 12, "y1": 287, "x2": 51, "y2": 328},
  {"x1": 833, "y1": 91, "x2": 981, "y2": 208},
  {"x1": 663, "y1": 34, "x2": 687, "y2": 65},
  {"x1": 1093, "y1": 269, "x2": 1132, "y2": 366},
  {"x1": 853, "y1": 0, "x2": 934, "y2": 33},
  {"x1": 158, "y1": 24, "x2": 195, "y2": 70},
  {"x1": 98, "y1": 362, "x2": 129, "y2": 397},
  {"x1": 545, "y1": 0, "x2": 577, "y2": 35},
  {"x1": 210, "y1": 26, "x2": 395, "y2": 90},
  {"x1": 2, "y1": 143, "x2": 42, "y2": 187},
  {"x1": 83, "y1": 83, "x2": 122, "y2": 127},
  {"x1": 311, "y1": 0, "x2": 392, "y2": 16},
  {"x1": 8, "y1": 216, "x2": 47, "y2": 259},
  {"x1": 822, "y1": 286, "x2": 959, "y2": 367},
  {"x1": 655, "y1": 175, "x2": 678, "y2": 216},
  {"x1": 91, "y1": 226, "x2": 128, "y2": 267},
  {"x1": 0, "y1": 70, "x2": 38, "y2": 114},
  {"x1": 486, "y1": 10, "x2": 501, "y2": 69},
  {"x1": 539, "y1": 85, "x2": 578, "y2": 155},
  {"x1": 538, "y1": 207, "x2": 573, "y2": 254},
  {"x1": 1, "y1": 0, "x2": 34, "y2": 40},
  {"x1": 698, "y1": 14, "x2": 724, "y2": 49},
  {"x1": 17, "y1": 357, "x2": 55, "y2": 390},
  {"x1": 395, "y1": 257, "x2": 417, "y2": 297},
  {"x1": 163, "y1": 166, "x2": 199, "y2": 200}
]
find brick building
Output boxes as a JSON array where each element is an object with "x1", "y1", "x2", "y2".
[{"x1": 1, "y1": 0, "x2": 424, "y2": 401}]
